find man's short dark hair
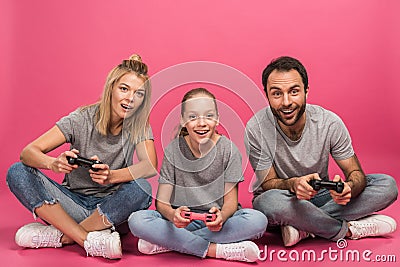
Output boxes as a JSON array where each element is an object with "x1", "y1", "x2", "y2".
[{"x1": 262, "y1": 56, "x2": 308, "y2": 95}]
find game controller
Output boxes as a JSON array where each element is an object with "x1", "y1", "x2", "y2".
[
  {"x1": 309, "y1": 179, "x2": 344, "y2": 193},
  {"x1": 180, "y1": 211, "x2": 217, "y2": 222},
  {"x1": 66, "y1": 155, "x2": 102, "y2": 172}
]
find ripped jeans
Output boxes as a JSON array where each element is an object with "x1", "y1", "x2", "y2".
[{"x1": 6, "y1": 162, "x2": 152, "y2": 228}]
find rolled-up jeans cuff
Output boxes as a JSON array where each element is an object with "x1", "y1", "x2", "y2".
[{"x1": 331, "y1": 220, "x2": 348, "y2": 241}]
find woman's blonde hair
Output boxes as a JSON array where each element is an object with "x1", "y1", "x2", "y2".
[{"x1": 84, "y1": 54, "x2": 152, "y2": 144}]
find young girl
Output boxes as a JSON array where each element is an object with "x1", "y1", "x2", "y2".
[
  {"x1": 6, "y1": 54, "x2": 157, "y2": 259},
  {"x1": 128, "y1": 88, "x2": 267, "y2": 262}
]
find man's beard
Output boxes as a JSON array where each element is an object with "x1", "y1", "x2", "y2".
[{"x1": 271, "y1": 103, "x2": 306, "y2": 127}]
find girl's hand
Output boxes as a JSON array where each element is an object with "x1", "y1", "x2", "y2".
[
  {"x1": 50, "y1": 149, "x2": 79, "y2": 174},
  {"x1": 205, "y1": 207, "x2": 223, "y2": 232},
  {"x1": 173, "y1": 206, "x2": 191, "y2": 228},
  {"x1": 89, "y1": 155, "x2": 112, "y2": 185}
]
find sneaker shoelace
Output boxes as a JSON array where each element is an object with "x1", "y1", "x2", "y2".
[
  {"x1": 352, "y1": 222, "x2": 378, "y2": 238},
  {"x1": 31, "y1": 227, "x2": 61, "y2": 248},
  {"x1": 222, "y1": 244, "x2": 248, "y2": 261},
  {"x1": 86, "y1": 234, "x2": 107, "y2": 257},
  {"x1": 151, "y1": 244, "x2": 169, "y2": 254}
]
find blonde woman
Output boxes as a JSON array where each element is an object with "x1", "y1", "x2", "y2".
[{"x1": 6, "y1": 54, "x2": 157, "y2": 259}]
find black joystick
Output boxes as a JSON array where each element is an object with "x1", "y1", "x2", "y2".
[
  {"x1": 66, "y1": 155, "x2": 102, "y2": 172},
  {"x1": 309, "y1": 179, "x2": 344, "y2": 193}
]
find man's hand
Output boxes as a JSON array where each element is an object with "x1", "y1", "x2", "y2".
[
  {"x1": 330, "y1": 175, "x2": 352, "y2": 205},
  {"x1": 291, "y1": 173, "x2": 319, "y2": 200}
]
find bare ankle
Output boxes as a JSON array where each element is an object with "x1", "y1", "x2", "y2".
[
  {"x1": 61, "y1": 234, "x2": 75, "y2": 245},
  {"x1": 206, "y1": 243, "x2": 217, "y2": 258}
]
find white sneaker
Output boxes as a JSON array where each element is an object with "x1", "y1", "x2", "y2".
[
  {"x1": 15, "y1": 222, "x2": 63, "y2": 248},
  {"x1": 349, "y1": 214, "x2": 397, "y2": 239},
  {"x1": 84, "y1": 230, "x2": 122, "y2": 259},
  {"x1": 137, "y1": 239, "x2": 171, "y2": 255},
  {"x1": 216, "y1": 241, "x2": 260, "y2": 262},
  {"x1": 281, "y1": 225, "x2": 314, "y2": 247}
]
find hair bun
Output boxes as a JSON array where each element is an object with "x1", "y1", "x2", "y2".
[{"x1": 129, "y1": 54, "x2": 142, "y2": 62}]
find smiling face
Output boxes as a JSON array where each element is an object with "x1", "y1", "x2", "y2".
[
  {"x1": 266, "y1": 69, "x2": 308, "y2": 131},
  {"x1": 181, "y1": 94, "x2": 220, "y2": 154},
  {"x1": 111, "y1": 72, "x2": 146, "y2": 125}
]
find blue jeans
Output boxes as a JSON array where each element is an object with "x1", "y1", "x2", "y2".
[
  {"x1": 128, "y1": 208, "x2": 267, "y2": 258},
  {"x1": 253, "y1": 174, "x2": 398, "y2": 241},
  {"x1": 6, "y1": 162, "x2": 152, "y2": 228}
]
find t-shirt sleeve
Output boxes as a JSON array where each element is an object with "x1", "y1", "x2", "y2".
[
  {"x1": 55, "y1": 109, "x2": 84, "y2": 145},
  {"x1": 148, "y1": 127, "x2": 154, "y2": 140},
  {"x1": 224, "y1": 142, "x2": 244, "y2": 183},
  {"x1": 329, "y1": 115, "x2": 354, "y2": 160},
  {"x1": 143, "y1": 126, "x2": 154, "y2": 142},
  {"x1": 134, "y1": 126, "x2": 155, "y2": 145},
  {"x1": 158, "y1": 146, "x2": 175, "y2": 185},
  {"x1": 244, "y1": 122, "x2": 273, "y2": 171}
]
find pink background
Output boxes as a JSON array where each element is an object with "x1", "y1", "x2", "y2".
[{"x1": 1, "y1": 1, "x2": 399, "y2": 266}]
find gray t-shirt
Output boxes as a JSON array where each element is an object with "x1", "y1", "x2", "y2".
[
  {"x1": 56, "y1": 104, "x2": 153, "y2": 197},
  {"x1": 159, "y1": 135, "x2": 244, "y2": 211},
  {"x1": 245, "y1": 104, "x2": 354, "y2": 198}
]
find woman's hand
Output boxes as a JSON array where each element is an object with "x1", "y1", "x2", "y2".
[
  {"x1": 50, "y1": 149, "x2": 79, "y2": 174},
  {"x1": 205, "y1": 207, "x2": 223, "y2": 232},
  {"x1": 89, "y1": 155, "x2": 112, "y2": 185}
]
